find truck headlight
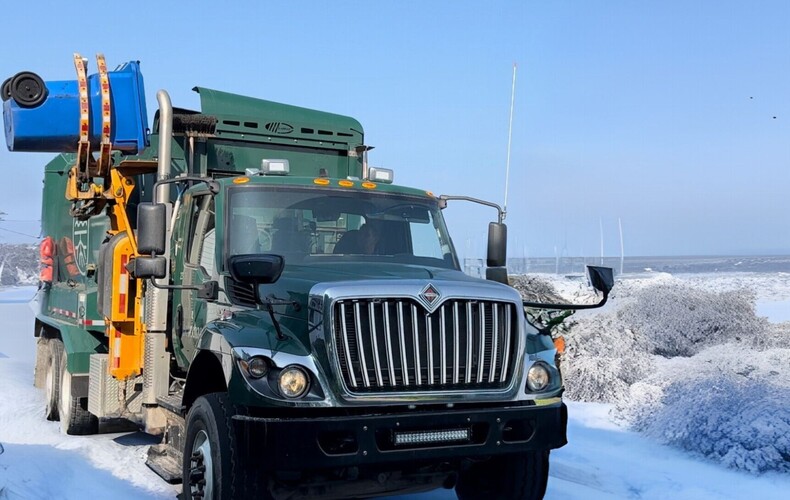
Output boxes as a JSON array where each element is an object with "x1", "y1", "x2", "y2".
[
  {"x1": 247, "y1": 356, "x2": 269, "y2": 378},
  {"x1": 239, "y1": 355, "x2": 269, "y2": 379},
  {"x1": 278, "y1": 365, "x2": 310, "y2": 398},
  {"x1": 526, "y1": 362, "x2": 551, "y2": 392}
]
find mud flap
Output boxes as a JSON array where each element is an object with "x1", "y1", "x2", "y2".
[{"x1": 146, "y1": 395, "x2": 186, "y2": 484}]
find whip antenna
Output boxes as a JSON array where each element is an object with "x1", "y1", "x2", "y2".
[{"x1": 503, "y1": 63, "x2": 517, "y2": 221}]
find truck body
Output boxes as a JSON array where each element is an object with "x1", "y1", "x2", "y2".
[{"x1": 2, "y1": 56, "x2": 589, "y2": 499}]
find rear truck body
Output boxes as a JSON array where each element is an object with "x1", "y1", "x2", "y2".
[{"x1": 3, "y1": 54, "x2": 612, "y2": 499}]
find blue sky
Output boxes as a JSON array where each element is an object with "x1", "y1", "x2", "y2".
[{"x1": 1, "y1": 0, "x2": 788, "y2": 258}]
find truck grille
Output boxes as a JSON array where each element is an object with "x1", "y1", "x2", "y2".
[{"x1": 332, "y1": 298, "x2": 517, "y2": 393}]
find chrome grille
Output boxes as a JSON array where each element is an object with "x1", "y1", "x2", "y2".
[{"x1": 332, "y1": 298, "x2": 517, "y2": 393}]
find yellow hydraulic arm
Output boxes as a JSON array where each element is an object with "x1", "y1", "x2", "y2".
[{"x1": 64, "y1": 53, "x2": 156, "y2": 380}]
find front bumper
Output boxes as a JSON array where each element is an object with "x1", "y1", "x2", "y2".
[{"x1": 234, "y1": 402, "x2": 567, "y2": 471}]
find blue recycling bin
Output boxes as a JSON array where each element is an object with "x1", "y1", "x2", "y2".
[{"x1": 3, "y1": 61, "x2": 149, "y2": 154}]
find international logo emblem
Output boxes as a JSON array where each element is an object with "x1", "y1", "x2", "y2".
[{"x1": 420, "y1": 283, "x2": 440, "y2": 305}]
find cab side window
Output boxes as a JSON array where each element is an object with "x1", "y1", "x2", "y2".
[{"x1": 185, "y1": 195, "x2": 215, "y2": 274}]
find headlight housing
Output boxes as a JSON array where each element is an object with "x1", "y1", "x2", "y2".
[
  {"x1": 241, "y1": 356, "x2": 269, "y2": 379},
  {"x1": 526, "y1": 362, "x2": 551, "y2": 392},
  {"x1": 278, "y1": 365, "x2": 310, "y2": 399}
]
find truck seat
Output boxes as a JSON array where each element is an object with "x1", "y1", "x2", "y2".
[{"x1": 229, "y1": 215, "x2": 261, "y2": 255}]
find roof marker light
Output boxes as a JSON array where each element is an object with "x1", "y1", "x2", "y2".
[
  {"x1": 261, "y1": 159, "x2": 290, "y2": 175},
  {"x1": 368, "y1": 167, "x2": 394, "y2": 184}
]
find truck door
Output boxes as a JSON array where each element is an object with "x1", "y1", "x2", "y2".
[{"x1": 173, "y1": 194, "x2": 215, "y2": 364}]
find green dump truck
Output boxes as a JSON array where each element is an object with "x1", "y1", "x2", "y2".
[{"x1": 3, "y1": 54, "x2": 612, "y2": 499}]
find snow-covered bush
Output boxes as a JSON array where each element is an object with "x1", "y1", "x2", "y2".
[
  {"x1": 561, "y1": 310, "x2": 654, "y2": 402},
  {"x1": 510, "y1": 274, "x2": 566, "y2": 304},
  {"x1": 0, "y1": 243, "x2": 39, "y2": 286},
  {"x1": 512, "y1": 272, "x2": 790, "y2": 473},
  {"x1": 616, "y1": 345, "x2": 790, "y2": 474},
  {"x1": 618, "y1": 280, "x2": 768, "y2": 357}
]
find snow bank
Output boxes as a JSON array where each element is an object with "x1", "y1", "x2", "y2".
[
  {"x1": 519, "y1": 271, "x2": 790, "y2": 474},
  {"x1": 618, "y1": 345, "x2": 790, "y2": 474}
]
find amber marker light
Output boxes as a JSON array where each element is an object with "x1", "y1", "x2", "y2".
[
  {"x1": 338, "y1": 180, "x2": 354, "y2": 187},
  {"x1": 553, "y1": 336, "x2": 566, "y2": 354},
  {"x1": 233, "y1": 177, "x2": 250, "y2": 184},
  {"x1": 313, "y1": 178, "x2": 331, "y2": 185},
  {"x1": 362, "y1": 182, "x2": 377, "y2": 189}
]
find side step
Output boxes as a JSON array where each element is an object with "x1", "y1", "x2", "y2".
[
  {"x1": 145, "y1": 393, "x2": 185, "y2": 484},
  {"x1": 147, "y1": 443, "x2": 183, "y2": 484}
]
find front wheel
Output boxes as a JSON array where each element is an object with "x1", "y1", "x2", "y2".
[
  {"x1": 182, "y1": 393, "x2": 268, "y2": 500},
  {"x1": 456, "y1": 451, "x2": 550, "y2": 500}
]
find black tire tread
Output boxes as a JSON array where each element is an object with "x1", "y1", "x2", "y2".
[
  {"x1": 183, "y1": 393, "x2": 267, "y2": 500},
  {"x1": 59, "y1": 349, "x2": 98, "y2": 435},
  {"x1": 44, "y1": 339, "x2": 63, "y2": 421}
]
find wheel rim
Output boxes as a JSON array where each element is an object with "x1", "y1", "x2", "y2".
[{"x1": 189, "y1": 429, "x2": 213, "y2": 499}]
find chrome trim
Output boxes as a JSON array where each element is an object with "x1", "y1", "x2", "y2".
[
  {"x1": 369, "y1": 301, "x2": 383, "y2": 387},
  {"x1": 452, "y1": 302, "x2": 460, "y2": 384},
  {"x1": 411, "y1": 304, "x2": 422, "y2": 386},
  {"x1": 354, "y1": 301, "x2": 370, "y2": 387},
  {"x1": 427, "y1": 314, "x2": 434, "y2": 385},
  {"x1": 477, "y1": 302, "x2": 485, "y2": 383},
  {"x1": 439, "y1": 304, "x2": 447, "y2": 385},
  {"x1": 397, "y1": 301, "x2": 409, "y2": 386},
  {"x1": 465, "y1": 302, "x2": 473, "y2": 384},
  {"x1": 310, "y1": 278, "x2": 531, "y2": 405},
  {"x1": 383, "y1": 301, "x2": 396, "y2": 387},
  {"x1": 339, "y1": 302, "x2": 357, "y2": 388},
  {"x1": 502, "y1": 306, "x2": 511, "y2": 381},
  {"x1": 490, "y1": 303, "x2": 499, "y2": 383}
]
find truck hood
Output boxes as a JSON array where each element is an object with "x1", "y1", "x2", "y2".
[
  {"x1": 278, "y1": 261, "x2": 481, "y2": 285},
  {"x1": 219, "y1": 261, "x2": 508, "y2": 355}
]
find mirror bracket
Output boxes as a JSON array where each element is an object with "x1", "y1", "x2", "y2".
[{"x1": 522, "y1": 266, "x2": 615, "y2": 311}]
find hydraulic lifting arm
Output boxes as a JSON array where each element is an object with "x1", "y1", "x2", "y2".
[{"x1": 63, "y1": 53, "x2": 156, "y2": 380}]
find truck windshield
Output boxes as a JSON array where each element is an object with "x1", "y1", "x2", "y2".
[{"x1": 227, "y1": 186, "x2": 458, "y2": 269}]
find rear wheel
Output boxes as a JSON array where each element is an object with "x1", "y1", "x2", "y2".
[
  {"x1": 44, "y1": 339, "x2": 62, "y2": 421},
  {"x1": 182, "y1": 393, "x2": 268, "y2": 500},
  {"x1": 58, "y1": 348, "x2": 98, "y2": 435},
  {"x1": 456, "y1": 451, "x2": 550, "y2": 500}
]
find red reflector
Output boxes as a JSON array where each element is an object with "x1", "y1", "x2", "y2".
[{"x1": 118, "y1": 255, "x2": 129, "y2": 314}]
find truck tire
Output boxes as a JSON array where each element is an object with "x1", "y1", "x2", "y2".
[
  {"x1": 182, "y1": 393, "x2": 268, "y2": 500},
  {"x1": 44, "y1": 338, "x2": 63, "y2": 421},
  {"x1": 58, "y1": 348, "x2": 99, "y2": 435},
  {"x1": 455, "y1": 451, "x2": 550, "y2": 500}
]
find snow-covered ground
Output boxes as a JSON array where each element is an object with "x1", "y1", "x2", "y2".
[{"x1": 1, "y1": 277, "x2": 789, "y2": 499}]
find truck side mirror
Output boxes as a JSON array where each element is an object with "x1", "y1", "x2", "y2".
[
  {"x1": 487, "y1": 222, "x2": 507, "y2": 267},
  {"x1": 228, "y1": 254, "x2": 284, "y2": 285},
  {"x1": 137, "y1": 203, "x2": 166, "y2": 255},
  {"x1": 485, "y1": 266, "x2": 509, "y2": 284},
  {"x1": 587, "y1": 266, "x2": 614, "y2": 296},
  {"x1": 130, "y1": 256, "x2": 167, "y2": 279}
]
